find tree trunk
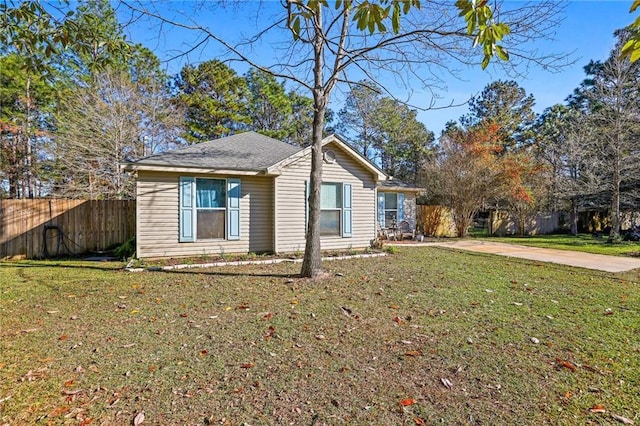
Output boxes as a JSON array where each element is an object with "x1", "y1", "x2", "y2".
[
  {"x1": 570, "y1": 197, "x2": 578, "y2": 236},
  {"x1": 300, "y1": 8, "x2": 326, "y2": 278},
  {"x1": 300, "y1": 110, "x2": 325, "y2": 277},
  {"x1": 608, "y1": 158, "x2": 621, "y2": 241},
  {"x1": 24, "y1": 76, "x2": 34, "y2": 199}
]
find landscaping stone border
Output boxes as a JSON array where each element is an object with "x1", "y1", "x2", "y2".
[{"x1": 125, "y1": 252, "x2": 387, "y2": 272}]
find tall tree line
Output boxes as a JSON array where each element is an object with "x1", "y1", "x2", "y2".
[
  {"x1": 0, "y1": 1, "x2": 322, "y2": 200},
  {"x1": 336, "y1": 81, "x2": 435, "y2": 185},
  {"x1": 423, "y1": 29, "x2": 640, "y2": 239}
]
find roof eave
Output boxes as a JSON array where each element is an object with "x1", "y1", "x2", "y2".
[
  {"x1": 323, "y1": 134, "x2": 388, "y2": 181},
  {"x1": 120, "y1": 163, "x2": 279, "y2": 176},
  {"x1": 267, "y1": 134, "x2": 388, "y2": 181},
  {"x1": 379, "y1": 186, "x2": 425, "y2": 193}
]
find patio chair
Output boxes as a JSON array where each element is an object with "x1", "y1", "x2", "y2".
[
  {"x1": 376, "y1": 222, "x2": 396, "y2": 240},
  {"x1": 396, "y1": 220, "x2": 415, "y2": 240}
]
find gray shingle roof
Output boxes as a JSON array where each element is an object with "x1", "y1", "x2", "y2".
[
  {"x1": 128, "y1": 132, "x2": 302, "y2": 171},
  {"x1": 379, "y1": 179, "x2": 424, "y2": 192}
]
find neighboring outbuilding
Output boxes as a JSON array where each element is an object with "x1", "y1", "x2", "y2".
[{"x1": 122, "y1": 132, "x2": 422, "y2": 258}]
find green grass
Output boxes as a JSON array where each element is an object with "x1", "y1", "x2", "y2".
[
  {"x1": 1, "y1": 250, "x2": 639, "y2": 425},
  {"x1": 478, "y1": 233, "x2": 640, "y2": 257}
]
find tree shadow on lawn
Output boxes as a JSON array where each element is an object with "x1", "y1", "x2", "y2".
[
  {"x1": 152, "y1": 267, "x2": 302, "y2": 280},
  {"x1": 1, "y1": 260, "x2": 334, "y2": 280},
  {"x1": 0, "y1": 260, "x2": 125, "y2": 272}
]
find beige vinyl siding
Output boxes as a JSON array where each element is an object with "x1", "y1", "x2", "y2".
[
  {"x1": 136, "y1": 171, "x2": 274, "y2": 258},
  {"x1": 275, "y1": 141, "x2": 377, "y2": 253}
]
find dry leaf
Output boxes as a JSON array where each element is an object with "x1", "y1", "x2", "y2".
[
  {"x1": 414, "y1": 418, "x2": 426, "y2": 425},
  {"x1": 392, "y1": 316, "x2": 404, "y2": 324},
  {"x1": 556, "y1": 358, "x2": 577, "y2": 372},
  {"x1": 240, "y1": 363, "x2": 255, "y2": 369},
  {"x1": 58, "y1": 334, "x2": 68, "y2": 341},
  {"x1": 399, "y1": 398, "x2": 416, "y2": 406},
  {"x1": 62, "y1": 389, "x2": 84, "y2": 396},
  {"x1": 611, "y1": 413, "x2": 634, "y2": 425},
  {"x1": 440, "y1": 378, "x2": 453, "y2": 389},
  {"x1": 405, "y1": 350, "x2": 422, "y2": 357},
  {"x1": 315, "y1": 334, "x2": 325, "y2": 340},
  {"x1": 265, "y1": 326, "x2": 276, "y2": 340},
  {"x1": 590, "y1": 404, "x2": 606, "y2": 413},
  {"x1": 133, "y1": 411, "x2": 145, "y2": 425}
]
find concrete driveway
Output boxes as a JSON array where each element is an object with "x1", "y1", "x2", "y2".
[{"x1": 419, "y1": 240, "x2": 640, "y2": 273}]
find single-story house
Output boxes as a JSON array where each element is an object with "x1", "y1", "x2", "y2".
[{"x1": 122, "y1": 132, "x2": 423, "y2": 258}]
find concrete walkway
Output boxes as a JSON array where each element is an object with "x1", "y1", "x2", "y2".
[{"x1": 416, "y1": 240, "x2": 640, "y2": 273}]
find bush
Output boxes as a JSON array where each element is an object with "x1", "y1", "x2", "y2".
[{"x1": 114, "y1": 236, "x2": 136, "y2": 259}]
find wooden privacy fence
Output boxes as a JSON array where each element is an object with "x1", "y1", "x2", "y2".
[
  {"x1": 417, "y1": 205, "x2": 562, "y2": 237},
  {"x1": 0, "y1": 199, "x2": 135, "y2": 259}
]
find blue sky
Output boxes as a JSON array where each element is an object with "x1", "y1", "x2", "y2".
[{"x1": 121, "y1": 1, "x2": 635, "y2": 137}]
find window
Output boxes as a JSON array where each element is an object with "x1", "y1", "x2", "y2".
[
  {"x1": 179, "y1": 177, "x2": 241, "y2": 242},
  {"x1": 320, "y1": 183, "x2": 342, "y2": 236},
  {"x1": 377, "y1": 192, "x2": 405, "y2": 228},
  {"x1": 196, "y1": 178, "x2": 226, "y2": 239},
  {"x1": 384, "y1": 192, "x2": 398, "y2": 227},
  {"x1": 307, "y1": 181, "x2": 353, "y2": 238}
]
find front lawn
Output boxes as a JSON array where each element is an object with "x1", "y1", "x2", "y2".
[
  {"x1": 1, "y1": 248, "x2": 638, "y2": 424},
  {"x1": 480, "y1": 233, "x2": 640, "y2": 257}
]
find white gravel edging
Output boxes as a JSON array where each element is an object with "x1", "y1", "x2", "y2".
[{"x1": 125, "y1": 252, "x2": 387, "y2": 272}]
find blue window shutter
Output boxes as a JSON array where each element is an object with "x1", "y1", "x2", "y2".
[
  {"x1": 305, "y1": 180, "x2": 309, "y2": 231},
  {"x1": 377, "y1": 192, "x2": 385, "y2": 227},
  {"x1": 398, "y1": 193, "x2": 405, "y2": 222},
  {"x1": 342, "y1": 183, "x2": 352, "y2": 237},
  {"x1": 227, "y1": 178, "x2": 241, "y2": 240},
  {"x1": 179, "y1": 177, "x2": 195, "y2": 242}
]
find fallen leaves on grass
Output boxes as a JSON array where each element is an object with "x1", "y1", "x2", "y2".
[
  {"x1": 133, "y1": 411, "x2": 145, "y2": 425},
  {"x1": 265, "y1": 326, "x2": 276, "y2": 340},
  {"x1": 611, "y1": 413, "x2": 634, "y2": 424},
  {"x1": 556, "y1": 358, "x2": 577, "y2": 372},
  {"x1": 399, "y1": 398, "x2": 416, "y2": 407}
]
